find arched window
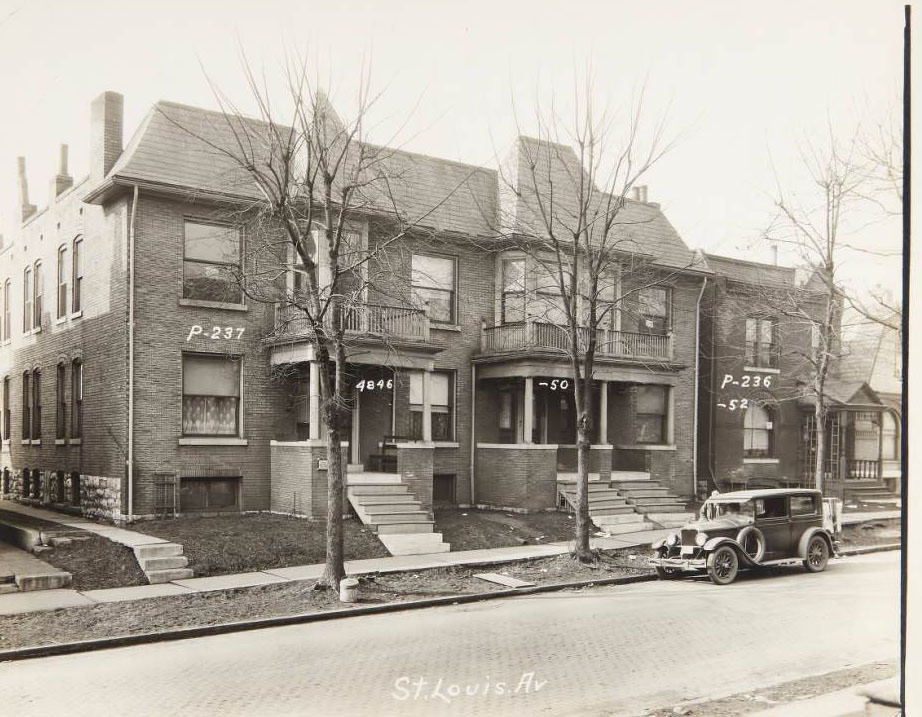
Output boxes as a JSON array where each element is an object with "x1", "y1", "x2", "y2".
[
  {"x1": 31, "y1": 368, "x2": 41, "y2": 440},
  {"x1": 1, "y1": 375, "x2": 9, "y2": 441},
  {"x1": 21, "y1": 371, "x2": 30, "y2": 440},
  {"x1": 56, "y1": 362, "x2": 67, "y2": 440},
  {"x1": 2, "y1": 278, "x2": 9, "y2": 340},
  {"x1": 881, "y1": 412, "x2": 899, "y2": 460},
  {"x1": 744, "y1": 404, "x2": 774, "y2": 458}
]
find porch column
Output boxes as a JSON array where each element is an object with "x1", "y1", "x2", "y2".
[
  {"x1": 422, "y1": 370, "x2": 432, "y2": 442},
  {"x1": 666, "y1": 385, "x2": 675, "y2": 444},
  {"x1": 309, "y1": 361, "x2": 321, "y2": 440},
  {"x1": 593, "y1": 380, "x2": 606, "y2": 444},
  {"x1": 523, "y1": 376, "x2": 534, "y2": 444}
]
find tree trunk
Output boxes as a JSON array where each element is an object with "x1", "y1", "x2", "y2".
[
  {"x1": 320, "y1": 408, "x2": 346, "y2": 589},
  {"x1": 813, "y1": 401, "x2": 825, "y2": 494},
  {"x1": 574, "y1": 412, "x2": 593, "y2": 561}
]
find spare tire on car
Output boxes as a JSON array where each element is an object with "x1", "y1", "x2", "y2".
[{"x1": 736, "y1": 526, "x2": 766, "y2": 563}]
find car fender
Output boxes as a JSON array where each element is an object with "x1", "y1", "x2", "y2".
[
  {"x1": 702, "y1": 537, "x2": 759, "y2": 567},
  {"x1": 798, "y1": 527, "x2": 834, "y2": 559},
  {"x1": 651, "y1": 537, "x2": 666, "y2": 550}
]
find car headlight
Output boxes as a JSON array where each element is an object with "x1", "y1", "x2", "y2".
[
  {"x1": 666, "y1": 533, "x2": 679, "y2": 547},
  {"x1": 695, "y1": 532, "x2": 709, "y2": 546}
]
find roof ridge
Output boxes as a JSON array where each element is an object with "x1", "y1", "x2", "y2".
[{"x1": 704, "y1": 252, "x2": 796, "y2": 273}]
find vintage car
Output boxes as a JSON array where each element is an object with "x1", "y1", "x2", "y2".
[{"x1": 649, "y1": 488, "x2": 841, "y2": 585}]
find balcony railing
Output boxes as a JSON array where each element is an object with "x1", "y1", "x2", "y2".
[
  {"x1": 274, "y1": 303, "x2": 430, "y2": 343},
  {"x1": 480, "y1": 321, "x2": 673, "y2": 361}
]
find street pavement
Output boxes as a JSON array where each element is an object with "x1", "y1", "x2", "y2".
[{"x1": 0, "y1": 551, "x2": 899, "y2": 716}]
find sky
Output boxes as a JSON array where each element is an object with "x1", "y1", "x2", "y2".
[{"x1": 0, "y1": 0, "x2": 906, "y2": 306}]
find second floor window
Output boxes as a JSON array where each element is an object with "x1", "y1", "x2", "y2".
[
  {"x1": 71, "y1": 360, "x2": 83, "y2": 439},
  {"x1": 22, "y1": 267, "x2": 32, "y2": 333},
  {"x1": 57, "y1": 245, "x2": 69, "y2": 319},
  {"x1": 32, "y1": 261, "x2": 42, "y2": 330},
  {"x1": 534, "y1": 266, "x2": 568, "y2": 325},
  {"x1": 637, "y1": 287, "x2": 670, "y2": 335},
  {"x1": 72, "y1": 236, "x2": 83, "y2": 313},
  {"x1": 411, "y1": 254, "x2": 455, "y2": 323},
  {"x1": 746, "y1": 317, "x2": 778, "y2": 368},
  {"x1": 56, "y1": 363, "x2": 66, "y2": 440},
  {"x1": 2, "y1": 279, "x2": 9, "y2": 340},
  {"x1": 501, "y1": 258, "x2": 526, "y2": 323},
  {"x1": 744, "y1": 404, "x2": 774, "y2": 458},
  {"x1": 182, "y1": 354, "x2": 241, "y2": 436},
  {"x1": 183, "y1": 221, "x2": 243, "y2": 304},
  {"x1": 21, "y1": 372, "x2": 29, "y2": 440}
]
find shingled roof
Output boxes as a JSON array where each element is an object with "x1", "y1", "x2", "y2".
[
  {"x1": 86, "y1": 97, "x2": 698, "y2": 269},
  {"x1": 702, "y1": 253, "x2": 797, "y2": 289}
]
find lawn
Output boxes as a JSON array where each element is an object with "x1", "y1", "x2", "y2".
[
  {"x1": 434, "y1": 508, "x2": 580, "y2": 551},
  {"x1": 139, "y1": 513, "x2": 390, "y2": 577}
]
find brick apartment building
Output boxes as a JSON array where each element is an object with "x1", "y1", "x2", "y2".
[
  {"x1": 0, "y1": 90, "x2": 710, "y2": 527},
  {"x1": 697, "y1": 253, "x2": 900, "y2": 500}
]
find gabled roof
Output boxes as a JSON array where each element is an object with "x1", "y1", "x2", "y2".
[
  {"x1": 501, "y1": 136, "x2": 701, "y2": 270},
  {"x1": 702, "y1": 253, "x2": 797, "y2": 289},
  {"x1": 88, "y1": 100, "x2": 498, "y2": 236}
]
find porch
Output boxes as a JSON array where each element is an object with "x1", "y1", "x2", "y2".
[{"x1": 480, "y1": 320, "x2": 674, "y2": 362}]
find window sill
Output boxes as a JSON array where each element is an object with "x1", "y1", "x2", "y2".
[
  {"x1": 433, "y1": 441, "x2": 460, "y2": 448},
  {"x1": 615, "y1": 443, "x2": 676, "y2": 451},
  {"x1": 21, "y1": 439, "x2": 31, "y2": 445},
  {"x1": 30, "y1": 439, "x2": 41, "y2": 445},
  {"x1": 55, "y1": 317, "x2": 67, "y2": 325},
  {"x1": 70, "y1": 310, "x2": 83, "y2": 320},
  {"x1": 55, "y1": 438, "x2": 66, "y2": 445},
  {"x1": 743, "y1": 457, "x2": 779, "y2": 464},
  {"x1": 68, "y1": 438, "x2": 82, "y2": 446},
  {"x1": 431, "y1": 324, "x2": 462, "y2": 333},
  {"x1": 743, "y1": 366, "x2": 780, "y2": 374},
  {"x1": 179, "y1": 437, "x2": 249, "y2": 446},
  {"x1": 179, "y1": 298, "x2": 248, "y2": 312}
]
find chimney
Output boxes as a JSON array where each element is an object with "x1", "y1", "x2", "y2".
[
  {"x1": 771, "y1": 243, "x2": 778, "y2": 266},
  {"x1": 631, "y1": 186, "x2": 641, "y2": 201},
  {"x1": 90, "y1": 91, "x2": 124, "y2": 180},
  {"x1": 17, "y1": 156, "x2": 36, "y2": 222},
  {"x1": 50, "y1": 143, "x2": 74, "y2": 201},
  {"x1": 639, "y1": 185, "x2": 648, "y2": 203}
]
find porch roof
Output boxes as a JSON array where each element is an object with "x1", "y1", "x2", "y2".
[{"x1": 474, "y1": 356, "x2": 681, "y2": 384}]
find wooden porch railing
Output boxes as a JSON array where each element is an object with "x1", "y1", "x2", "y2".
[
  {"x1": 275, "y1": 303, "x2": 430, "y2": 342},
  {"x1": 480, "y1": 320, "x2": 673, "y2": 361}
]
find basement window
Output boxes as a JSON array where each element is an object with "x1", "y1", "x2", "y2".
[{"x1": 180, "y1": 476, "x2": 240, "y2": 512}]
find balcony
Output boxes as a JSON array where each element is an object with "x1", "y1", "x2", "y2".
[
  {"x1": 480, "y1": 321, "x2": 674, "y2": 362},
  {"x1": 274, "y1": 303, "x2": 431, "y2": 343}
]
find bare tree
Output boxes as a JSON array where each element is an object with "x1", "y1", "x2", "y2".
[
  {"x1": 765, "y1": 126, "x2": 866, "y2": 493},
  {"x1": 494, "y1": 87, "x2": 682, "y2": 560},
  {"x1": 164, "y1": 57, "x2": 463, "y2": 590}
]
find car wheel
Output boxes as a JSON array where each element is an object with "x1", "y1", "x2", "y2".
[
  {"x1": 706, "y1": 545, "x2": 739, "y2": 585},
  {"x1": 655, "y1": 566, "x2": 680, "y2": 580},
  {"x1": 803, "y1": 535, "x2": 829, "y2": 573}
]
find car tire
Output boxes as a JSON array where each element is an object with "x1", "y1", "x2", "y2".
[
  {"x1": 706, "y1": 545, "x2": 739, "y2": 585},
  {"x1": 735, "y1": 526, "x2": 766, "y2": 563},
  {"x1": 803, "y1": 535, "x2": 829, "y2": 573}
]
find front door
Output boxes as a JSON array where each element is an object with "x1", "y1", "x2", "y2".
[{"x1": 754, "y1": 495, "x2": 791, "y2": 558}]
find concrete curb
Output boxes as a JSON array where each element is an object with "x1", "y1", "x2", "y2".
[{"x1": 0, "y1": 544, "x2": 899, "y2": 664}]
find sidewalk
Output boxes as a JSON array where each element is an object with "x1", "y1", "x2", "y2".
[
  {"x1": 0, "y1": 501, "x2": 900, "y2": 617},
  {"x1": 755, "y1": 676, "x2": 899, "y2": 716}
]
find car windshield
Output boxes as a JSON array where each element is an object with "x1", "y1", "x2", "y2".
[{"x1": 701, "y1": 500, "x2": 755, "y2": 521}]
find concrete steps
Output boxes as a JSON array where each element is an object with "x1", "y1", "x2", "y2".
[
  {"x1": 592, "y1": 512, "x2": 653, "y2": 535},
  {"x1": 347, "y1": 475, "x2": 450, "y2": 554},
  {"x1": 133, "y1": 543, "x2": 193, "y2": 584},
  {"x1": 559, "y1": 483, "x2": 652, "y2": 534},
  {"x1": 613, "y1": 480, "x2": 690, "y2": 518},
  {"x1": 610, "y1": 471, "x2": 651, "y2": 482}
]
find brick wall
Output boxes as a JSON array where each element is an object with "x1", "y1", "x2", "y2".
[
  {"x1": 474, "y1": 445, "x2": 557, "y2": 511},
  {"x1": 397, "y1": 444, "x2": 434, "y2": 514}
]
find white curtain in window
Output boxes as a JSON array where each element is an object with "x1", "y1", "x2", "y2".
[{"x1": 744, "y1": 405, "x2": 770, "y2": 452}]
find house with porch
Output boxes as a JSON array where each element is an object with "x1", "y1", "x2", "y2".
[
  {"x1": 697, "y1": 253, "x2": 900, "y2": 504},
  {"x1": 1, "y1": 90, "x2": 708, "y2": 553}
]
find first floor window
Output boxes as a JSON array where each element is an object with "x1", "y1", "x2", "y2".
[
  {"x1": 182, "y1": 354, "x2": 241, "y2": 436},
  {"x1": 881, "y1": 411, "x2": 898, "y2": 460},
  {"x1": 180, "y1": 476, "x2": 239, "y2": 512},
  {"x1": 31, "y1": 368, "x2": 41, "y2": 439},
  {"x1": 409, "y1": 371, "x2": 454, "y2": 441},
  {"x1": 635, "y1": 385, "x2": 667, "y2": 444},
  {"x1": 744, "y1": 404, "x2": 774, "y2": 457},
  {"x1": 21, "y1": 372, "x2": 30, "y2": 440},
  {"x1": 2, "y1": 375, "x2": 9, "y2": 440},
  {"x1": 71, "y1": 360, "x2": 83, "y2": 439},
  {"x1": 56, "y1": 363, "x2": 66, "y2": 439}
]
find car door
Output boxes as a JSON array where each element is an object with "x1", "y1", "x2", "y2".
[
  {"x1": 754, "y1": 496, "x2": 791, "y2": 558},
  {"x1": 788, "y1": 494, "x2": 820, "y2": 555}
]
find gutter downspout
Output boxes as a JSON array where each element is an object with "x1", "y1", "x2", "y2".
[
  {"x1": 692, "y1": 276, "x2": 708, "y2": 499},
  {"x1": 127, "y1": 184, "x2": 138, "y2": 522},
  {"x1": 469, "y1": 363, "x2": 476, "y2": 506}
]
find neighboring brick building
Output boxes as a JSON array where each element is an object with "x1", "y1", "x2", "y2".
[
  {"x1": 0, "y1": 90, "x2": 710, "y2": 522},
  {"x1": 698, "y1": 253, "x2": 899, "y2": 499}
]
